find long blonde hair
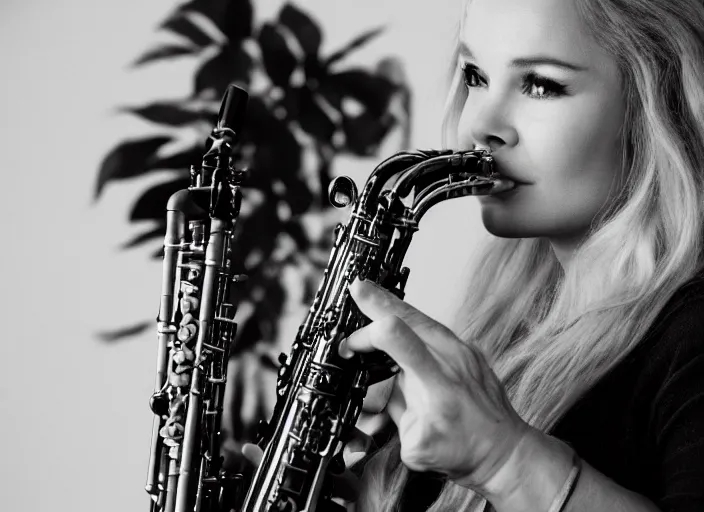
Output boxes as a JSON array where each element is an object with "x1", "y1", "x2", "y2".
[{"x1": 356, "y1": 0, "x2": 704, "y2": 510}]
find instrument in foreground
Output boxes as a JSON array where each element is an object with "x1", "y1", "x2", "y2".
[{"x1": 242, "y1": 148, "x2": 514, "y2": 511}]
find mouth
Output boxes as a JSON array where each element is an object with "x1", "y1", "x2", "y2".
[
  {"x1": 493, "y1": 164, "x2": 532, "y2": 186},
  {"x1": 470, "y1": 147, "x2": 533, "y2": 185},
  {"x1": 483, "y1": 182, "x2": 523, "y2": 200}
]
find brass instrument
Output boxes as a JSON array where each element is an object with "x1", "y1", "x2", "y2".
[
  {"x1": 144, "y1": 81, "x2": 514, "y2": 511},
  {"x1": 242, "y1": 149, "x2": 514, "y2": 511},
  {"x1": 146, "y1": 84, "x2": 250, "y2": 512}
]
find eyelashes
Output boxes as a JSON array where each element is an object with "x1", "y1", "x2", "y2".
[
  {"x1": 460, "y1": 62, "x2": 569, "y2": 99},
  {"x1": 521, "y1": 71, "x2": 568, "y2": 99},
  {"x1": 461, "y1": 63, "x2": 484, "y2": 88}
]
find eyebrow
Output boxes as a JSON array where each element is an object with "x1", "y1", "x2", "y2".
[{"x1": 459, "y1": 41, "x2": 589, "y2": 72}]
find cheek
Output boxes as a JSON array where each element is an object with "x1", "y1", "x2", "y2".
[
  {"x1": 529, "y1": 93, "x2": 624, "y2": 175},
  {"x1": 529, "y1": 95, "x2": 624, "y2": 204}
]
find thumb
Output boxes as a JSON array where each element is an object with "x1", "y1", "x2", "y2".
[{"x1": 241, "y1": 443, "x2": 264, "y2": 468}]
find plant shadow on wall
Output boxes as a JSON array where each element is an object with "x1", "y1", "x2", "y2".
[{"x1": 94, "y1": 0, "x2": 411, "y2": 466}]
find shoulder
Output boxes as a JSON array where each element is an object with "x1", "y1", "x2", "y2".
[
  {"x1": 633, "y1": 271, "x2": 704, "y2": 428},
  {"x1": 634, "y1": 274, "x2": 704, "y2": 510},
  {"x1": 621, "y1": 272, "x2": 704, "y2": 410},
  {"x1": 641, "y1": 272, "x2": 704, "y2": 352},
  {"x1": 656, "y1": 271, "x2": 704, "y2": 316}
]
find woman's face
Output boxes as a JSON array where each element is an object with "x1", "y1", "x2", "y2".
[{"x1": 458, "y1": 0, "x2": 626, "y2": 253}]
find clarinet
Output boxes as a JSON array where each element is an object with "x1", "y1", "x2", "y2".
[
  {"x1": 241, "y1": 149, "x2": 514, "y2": 511},
  {"x1": 145, "y1": 84, "x2": 250, "y2": 512}
]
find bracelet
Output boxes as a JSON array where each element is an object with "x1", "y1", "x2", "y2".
[{"x1": 546, "y1": 451, "x2": 583, "y2": 512}]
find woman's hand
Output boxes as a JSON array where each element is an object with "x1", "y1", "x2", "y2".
[{"x1": 340, "y1": 278, "x2": 533, "y2": 494}]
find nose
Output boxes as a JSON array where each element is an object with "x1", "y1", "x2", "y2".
[{"x1": 459, "y1": 92, "x2": 518, "y2": 152}]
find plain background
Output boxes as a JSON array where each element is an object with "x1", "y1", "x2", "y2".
[{"x1": 0, "y1": 0, "x2": 493, "y2": 510}]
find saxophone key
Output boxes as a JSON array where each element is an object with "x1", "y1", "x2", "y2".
[
  {"x1": 149, "y1": 391, "x2": 170, "y2": 417},
  {"x1": 179, "y1": 295, "x2": 200, "y2": 314},
  {"x1": 176, "y1": 323, "x2": 198, "y2": 343},
  {"x1": 169, "y1": 371, "x2": 190, "y2": 387},
  {"x1": 173, "y1": 363, "x2": 193, "y2": 374}
]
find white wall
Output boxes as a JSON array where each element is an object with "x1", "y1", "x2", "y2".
[{"x1": 0, "y1": 1, "x2": 486, "y2": 510}]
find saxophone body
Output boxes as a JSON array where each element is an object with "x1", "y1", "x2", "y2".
[
  {"x1": 242, "y1": 149, "x2": 514, "y2": 511},
  {"x1": 146, "y1": 84, "x2": 250, "y2": 512}
]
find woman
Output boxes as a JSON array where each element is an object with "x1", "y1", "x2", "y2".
[{"x1": 338, "y1": 0, "x2": 704, "y2": 510}]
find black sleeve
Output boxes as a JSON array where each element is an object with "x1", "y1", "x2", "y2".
[{"x1": 648, "y1": 297, "x2": 704, "y2": 511}]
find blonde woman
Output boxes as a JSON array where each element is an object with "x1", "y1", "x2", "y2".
[{"x1": 335, "y1": 0, "x2": 704, "y2": 510}]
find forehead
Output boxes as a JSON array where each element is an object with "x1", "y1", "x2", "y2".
[{"x1": 461, "y1": 0, "x2": 597, "y2": 64}]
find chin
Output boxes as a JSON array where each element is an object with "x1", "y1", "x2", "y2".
[
  {"x1": 480, "y1": 209, "x2": 536, "y2": 238},
  {"x1": 480, "y1": 208, "x2": 593, "y2": 244},
  {"x1": 483, "y1": 223, "x2": 531, "y2": 239}
]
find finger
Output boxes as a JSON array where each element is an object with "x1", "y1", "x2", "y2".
[
  {"x1": 343, "y1": 450, "x2": 367, "y2": 468},
  {"x1": 345, "y1": 426, "x2": 375, "y2": 454},
  {"x1": 343, "y1": 426, "x2": 376, "y2": 467},
  {"x1": 348, "y1": 279, "x2": 456, "y2": 352},
  {"x1": 344, "y1": 314, "x2": 441, "y2": 381},
  {"x1": 242, "y1": 443, "x2": 264, "y2": 467},
  {"x1": 362, "y1": 377, "x2": 396, "y2": 413}
]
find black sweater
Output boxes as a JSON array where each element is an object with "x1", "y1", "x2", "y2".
[{"x1": 400, "y1": 275, "x2": 704, "y2": 511}]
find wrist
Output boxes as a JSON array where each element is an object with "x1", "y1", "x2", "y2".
[{"x1": 480, "y1": 427, "x2": 575, "y2": 512}]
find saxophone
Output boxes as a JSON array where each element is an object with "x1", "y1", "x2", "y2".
[
  {"x1": 144, "y1": 82, "x2": 514, "y2": 512},
  {"x1": 240, "y1": 149, "x2": 514, "y2": 511},
  {"x1": 146, "y1": 84, "x2": 250, "y2": 512}
]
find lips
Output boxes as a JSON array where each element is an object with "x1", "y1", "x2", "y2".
[
  {"x1": 470, "y1": 146, "x2": 532, "y2": 185},
  {"x1": 492, "y1": 162, "x2": 532, "y2": 185}
]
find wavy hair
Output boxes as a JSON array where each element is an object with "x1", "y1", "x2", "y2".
[{"x1": 356, "y1": 0, "x2": 704, "y2": 510}]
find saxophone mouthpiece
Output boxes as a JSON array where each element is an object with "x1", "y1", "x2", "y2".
[{"x1": 216, "y1": 84, "x2": 249, "y2": 135}]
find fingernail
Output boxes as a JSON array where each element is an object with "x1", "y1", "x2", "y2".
[{"x1": 338, "y1": 338, "x2": 354, "y2": 359}]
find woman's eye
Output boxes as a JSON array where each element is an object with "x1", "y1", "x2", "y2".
[
  {"x1": 522, "y1": 72, "x2": 568, "y2": 99},
  {"x1": 461, "y1": 64, "x2": 485, "y2": 89}
]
